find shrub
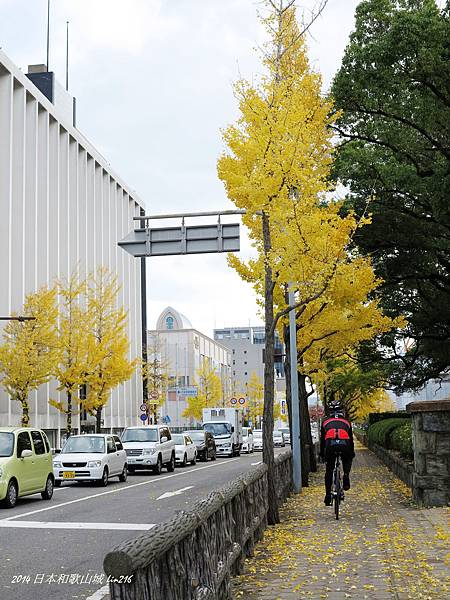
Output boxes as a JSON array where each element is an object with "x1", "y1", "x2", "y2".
[
  {"x1": 367, "y1": 418, "x2": 410, "y2": 448},
  {"x1": 390, "y1": 421, "x2": 413, "y2": 459}
]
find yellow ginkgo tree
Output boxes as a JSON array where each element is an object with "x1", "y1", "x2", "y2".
[
  {"x1": 51, "y1": 273, "x2": 95, "y2": 437},
  {"x1": 182, "y1": 358, "x2": 223, "y2": 423},
  {"x1": 84, "y1": 268, "x2": 137, "y2": 433},
  {"x1": 142, "y1": 334, "x2": 170, "y2": 424},
  {"x1": 0, "y1": 287, "x2": 58, "y2": 426}
]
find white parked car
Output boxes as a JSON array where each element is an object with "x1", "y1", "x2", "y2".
[
  {"x1": 242, "y1": 427, "x2": 254, "y2": 453},
  {"x1": 273, "y1": 430, "x2": 286, "y2": 447},
  {"x1": 279, "y1": 427, "x2": 291, "y2": 444},
  {"x1": 172, "y1": 433, "x2": 197, "y2": 467},
  {"x1": 253, "y1": 430, "x2": 263, "y2": 451},
  {"x1": 121, "y1": 425, "x2": 175, "y2": 474},
  {"x1": 53, "y1": 434, "x2": 127, "y2": 487}
]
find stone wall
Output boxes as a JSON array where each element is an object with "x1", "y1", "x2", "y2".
[
  {"x1": 407, "y1": 399, "x2": 450, "y2": 507},
  {"x1": 104, "y1": 451, "x2": 293, "y2": 600},
  {"x1": 368, "y1": 442, "x2": 414, "y2": 489}
]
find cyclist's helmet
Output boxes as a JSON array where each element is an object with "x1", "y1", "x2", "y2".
[{"x1": 328, "y1": 400, "x2": 344, "y2": 418}]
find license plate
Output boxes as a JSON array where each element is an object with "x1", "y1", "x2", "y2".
[{"x1": 63, "y1": 471, "x2": 75, "y2": 479}]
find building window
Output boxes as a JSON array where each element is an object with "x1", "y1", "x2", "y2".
[
  {"x1": 166, "y1": 316, "x2": 174, "y2": 330},
  {"x1": 232, "y1": 360, "x2": 235, "y2": 365},
  {"x1": 244, "y1": 361, "x2": 247, "y2": 365},
  {"x1": 244, "y1": 371, "x2": 248, "y2": 376},
  {"x1": 244, "y1": 350, "x2": 247, "y2": 354},
  {"x1": 232, "y1": 349, "x2": 235, "y2": 355}
]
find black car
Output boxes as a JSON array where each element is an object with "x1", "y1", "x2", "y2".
[{"x1": 184, "y1": 430, "x2": 216, "y2": 462}]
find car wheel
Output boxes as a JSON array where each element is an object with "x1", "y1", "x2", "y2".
[
  {"x1": 99, "y1": 468, "x2": 108, "y2": 487},
  {"x1": 41, "y1": 475, "x2": 54, "y2": 500},
  {"x1": 127, "y1": 465, "x2": 135, "y2": 473},
  {"x1": 166, "y1": 453, "x2": 175, "y2": 472},
  {"x1": 119, "y1": 465, "x2": 127, "y2": 482},
  {"x1": 3, "y1": 480, "x2": 18, "y2": 508},
  {"x1": 181, "y1": 453, "x2": 187, "y2": 468},
  {"x1": 211, "y1": 451, "x2": 216, "y2": 461},
  {"x1": 191, "y1": 452, "x2": 197, "y2": 466},
  {"x1": 153, "y1": 455, "x2": 162, "y2": 475},
  {"x1": 54, "y1": 479, "x2": 61, "y2": 488}
]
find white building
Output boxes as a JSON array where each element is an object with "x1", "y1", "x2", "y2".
[
  {"x1": 149, "y1": 307, "x2": 232, "y2": 427},
  {"x1": 0, "y1": 50, "x2": 143, "y2": 445}
]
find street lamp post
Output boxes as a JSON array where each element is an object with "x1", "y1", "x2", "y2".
[{"x1": 288, "y1": 285, "x2": 302, "y2": 493}]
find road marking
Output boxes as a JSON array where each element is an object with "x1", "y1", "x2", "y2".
[
  {"x1": 0, "y1": 520, "x2": 155, "y2": 531},
  {"x1": 86, "y1": 584, "x2": 110, "y2": 600},
  {"x1": 0, "y1": 457, "x2": 241, "y2": 522},
  {"x1": 251, "y1": 461, "x2": 262, "y2": 465},
  {"x1": 157, "y1": 485, "x2": 193, "y2": 500}
]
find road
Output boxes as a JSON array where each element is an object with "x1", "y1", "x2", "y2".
[{"x1": 0, "y1": 450, "x2": 278, "y2": 600}]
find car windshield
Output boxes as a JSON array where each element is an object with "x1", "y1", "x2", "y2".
[
  {"x1": 122, "y1": 429, "x2": 158, "y2": 443},
  {"x1": 0, "y1": 432, "x2": 14, "y2": 457},
  {"x1": 273, "y1": 432, "x2": 282, "y2": 438},
  {"x1": 186, "y1": 431, "x2": 204, "y2": 441},
  {"x1": 253, "y1": 431, "x2": 263, "y2": 438},
  {"x1": 62, "y1": 436, "x2": 105, "y2": 454},
  {"x1": 203, "y1": 423, "x2": 231, "y2": 436},
  {"x1": 172, "y1": 434, "x2": 185, "y2": 445}
]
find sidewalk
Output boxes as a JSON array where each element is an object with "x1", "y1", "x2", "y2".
[{"x1": 233, "y1": 443, "x2": 449, "y2": 600}]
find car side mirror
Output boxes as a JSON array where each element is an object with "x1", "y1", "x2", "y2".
[
  {"x1": 231, "y1": 426, "x2": 235, "y2": 433},
  {"x1": 21, "y1": 449, "x2": 33, "y2": 458},
  {"x1": 54, "y1": 448, "x2": 61, "y2": 454},
  {"x1": 160, "y1": 436, "x2": 168, "y2": 443}
]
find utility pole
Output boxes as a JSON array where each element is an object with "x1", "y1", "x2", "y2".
[{"x1": 288, "y1": 284, "x2": 302, "y2": 493}]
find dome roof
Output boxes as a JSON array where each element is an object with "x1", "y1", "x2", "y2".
[{"x1": 156, "y1": 306, "x2": 193, "y2": 331}]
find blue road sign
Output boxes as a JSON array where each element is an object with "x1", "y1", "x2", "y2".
[{"x1": 140, "y1": 413, "x2": 148, "y2": 422}]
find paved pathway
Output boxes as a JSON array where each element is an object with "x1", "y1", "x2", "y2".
[{"x1": 233, "y1": 443, "x2": 449, "y2": 600}]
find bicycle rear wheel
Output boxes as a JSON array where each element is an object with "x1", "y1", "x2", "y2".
[{"x1": 333, "y1": 461, "x2": 341, "y2": 520}]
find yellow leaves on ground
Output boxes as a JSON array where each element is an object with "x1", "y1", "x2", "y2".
[{"x1": 233, "y1": 445, "x2": 449, "y2": 599}]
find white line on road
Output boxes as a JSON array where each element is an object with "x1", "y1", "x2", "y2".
[
  {"x1": 0, "y1": 457, "x2": 241, "y2": 522},
  {"x1": 85, "y1": 584, "x2": 110, "y2": 600},
  {"x1": 251, "y1": 461, "x2": 262, "y2": 466},
  {"x1": 0, "y1": 520, "x2": 155, "y2": 531},
  {"x1": 157, "y1": 485, "x2": 193, "y2": 500}
]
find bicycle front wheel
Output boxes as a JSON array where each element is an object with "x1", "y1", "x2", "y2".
[{"x1": 334, "y1": 489, "x2": 340, "y2": 520}]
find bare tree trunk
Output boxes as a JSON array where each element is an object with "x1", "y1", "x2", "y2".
[
  {"x1": 20, "y1": 395, "x2": 30, "y2": 427},
  {"x1": 262, "y1": 212, "x2": 279, "y2": 525},
  {"x1": 67, "y1": 391, "x2": 72, "y2": 436},
  {"x1": 96, "y1": 406, "x2": 102, "y2": 433}
]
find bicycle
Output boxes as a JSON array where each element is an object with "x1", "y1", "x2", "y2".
[{"x1": 330, "y1": 451, "x2": 345, "y2": 520}]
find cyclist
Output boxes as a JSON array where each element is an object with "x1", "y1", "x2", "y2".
[{"x1": 319, "y1": 402, "x2": 355, "y2": 506}]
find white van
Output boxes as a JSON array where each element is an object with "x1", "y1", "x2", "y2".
[
  {"x1": 121, "y1": 425, "x2": 175, "y2": 475},
  {"x1": 242, "y1": 427, "x2": 254, "y2": 453}
]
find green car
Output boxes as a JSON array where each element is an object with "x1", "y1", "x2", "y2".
[{"x1": 0, "y1": 427, "x2": 54, "y2": 508}]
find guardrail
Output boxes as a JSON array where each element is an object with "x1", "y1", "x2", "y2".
[{"x1": 104, "y1": 450, "x2": 293, "y2": 600}]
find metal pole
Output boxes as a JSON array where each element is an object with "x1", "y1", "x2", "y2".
[
  {"x1": 65, "y1": 21, "x2": 69, "y2": 91},
  {"x1": 133, "y1": 209, "x2": 246, "y2": 222},
  {"x1": 46, "y1": 0, "x2": 50, "y2": 71},
  {"x1": 288, "y1": 284, "x2": 302, "y2": 493},
  {"x1": 139, "y1": 208, "x2": 149, "y2": 415}
]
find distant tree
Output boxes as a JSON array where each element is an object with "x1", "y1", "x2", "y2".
[
  {"x1": 247, "y1": 372, "x2": 264, "y2": 428},
  {"x1": 142, "y1": 334, "x2": 170, "y2": 424},
  {"x1": 51, "y1": 274, "x2": 95, "y2": 436},
  {"x1": 0, "y1": 287, "x2": 58, "y2": 426},
  {"x1": 84, "y1": 268, "x2": 137, "y2": 433},
  {"x1": 182, "y1": 358, "x2": 222, "y2": 422},
  {"x1": 331, "y1": 0, "x2": 450, "y2": 390}
]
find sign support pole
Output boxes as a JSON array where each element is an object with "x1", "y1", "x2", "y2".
[{"x1": 289, "y1": 284, "x2": 302, "y2": 493}]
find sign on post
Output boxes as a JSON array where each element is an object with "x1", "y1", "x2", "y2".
[{"x1": 119, "y1": 223, "x2": 240, "y2": 257}]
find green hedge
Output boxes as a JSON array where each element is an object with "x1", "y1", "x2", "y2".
[
  {"x1": 390, "y1": 421, "x2": 414, "y2": 459},
  {"x1": 368, "y1": 411, "x2": 411, "y2": 426},
  {"x1": 368, "y1": 418, "x2": 412, "y2": 459}
]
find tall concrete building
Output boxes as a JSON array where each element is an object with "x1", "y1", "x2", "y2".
[
  {"x1": 213, "y1": 326, "x2": 285, "y2": 393},
  {"x1": 0, "y1": 50, "x2": 143, "y2": 445},
  {"x1": 149, "y1": 307, "x2": 232, "y2": 427}
]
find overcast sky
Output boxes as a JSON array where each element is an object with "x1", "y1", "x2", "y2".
[{"x1": 0, "y1": 0, "x2": 361, "y2": 335}]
